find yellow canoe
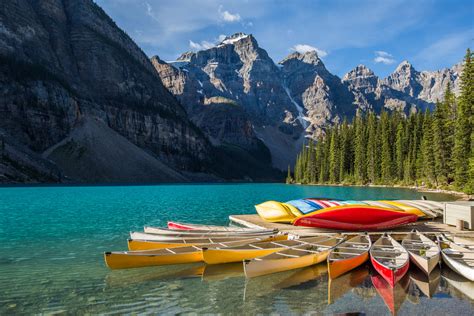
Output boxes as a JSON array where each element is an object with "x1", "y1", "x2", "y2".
[
  {"x1": 106, "y1": 236, "x2": 287, "y2": 269},
  {"x1": 202, "y1": 235, "x2": 335, "y2": 264},
  {"x1": 380, "y1": 201, "x2": 425, "y2": 217},
  {"x1": 254, "y1": 201, "x2": 300, "y2": 222},
  {"x1": 128, "y1": 234, "x2": 288, "y2": 251},
  {"x1": 327, "y1": 233, "x2": 371, "y2": 279},
  {"x1": 243, "y1": 236, "x2": 344, "y2": 278}
]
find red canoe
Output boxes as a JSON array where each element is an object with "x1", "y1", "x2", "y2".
[
  {"x1": 370, "y1": 234, "x2": 410, "y2": 287},
  {"x1": 292, "y1": 206, "x2": 417, "y2": 231}
]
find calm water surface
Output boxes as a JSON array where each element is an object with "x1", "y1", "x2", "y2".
[{"x1": 0, "y1": 183, "x2": 472, "y2": 315}]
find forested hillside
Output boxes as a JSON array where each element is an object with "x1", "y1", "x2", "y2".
[{"x1": 289, "y1": 49, "x2": 473, "y2": 194}]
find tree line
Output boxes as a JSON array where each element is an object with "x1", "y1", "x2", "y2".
[{"x1": 287, "y1": 49, "x2": 473, "y2": 194}]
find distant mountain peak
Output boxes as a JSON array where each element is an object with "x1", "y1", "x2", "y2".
[
  {"x1": 343, "y1": 64, "x2": 376, "y2": 80},
  {"x1": 395, "y1": 60, "x2": 415, "y2": 73},
  {"x1": 279, "y1": 50, "x2": 322, "y2": 66},
  {"x1": 177, "y1": 51, "x2": 194, "y2": 61},
  {"x1": 219, "y1": 32, "x2": 251, "y2": 45}
]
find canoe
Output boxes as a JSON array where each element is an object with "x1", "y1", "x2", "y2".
[
  {"x1": 243, "y1": 236, "x2": 344, "y2": 278},
  {"x1": 409, "y1": 266, "x2": 440, "y2": 298},
  {"x1": 414, "y1": 200, "x2": 445, "y2": 213},
  {"x1": 402, "y1": 229, "x2": 440, "y2": 275},
  {"x1": 443, "y1": 234, "x2": 474, "y2": 249},
  {"x1": 371, "y1": 272, "x2": 410, "y2": 315},
  {"x1": 437, "y1": 235, "x2": 474, "y2": 281},
  {"x1": 379, "y1": 201, "x2": 426, "y2": 217},
  {"x1": 362, "y1": 200, "x2": 404, "y2": 210},
  {"x1": 327, "y1": 233, "x2": 372, "y2": 279},
  {"x1": 370, "y1": 233, "x2": 410, "y2": 287},
  {"x1": 254, "y1": 201, "x2": 299, "y2": 222},
  {"x1": 293, "y1": 206, "x2": 418, "y2": 231},
  {"x1": 202, "y1": 235, "x2": 336, "y2": 264},
  {"x1": 130, "y1": 231, "x2": 278, "y2": 242},
  {"x1": 128, "y1": 234, "x2": 288, "y2": 251},
  {"x1": 105, "y1": 236, "x2": 285, "y2": 269},
  {"x1": 143, "y1": 226, "x2": 277, "y2": 236},
  {"x1": 167, "y1": 221, "x2": 256, "y2": 231},
  {"x1": 395, "y1": 200, "x2": 438, "y2": 218}
]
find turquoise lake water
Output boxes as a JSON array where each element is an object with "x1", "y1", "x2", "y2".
[{"x1": 0, "y1": 183, "x2": 472, "y2": 315}]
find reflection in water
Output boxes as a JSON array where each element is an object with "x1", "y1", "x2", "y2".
[
  {"x1": 202, "y1": 262, "x2": 244, "y2": 281},
  {"x1": 441, "y1": 268, "x2": 474, "y2": 300},
  {"x1": 371, "y1": 271, "x2": 410, "y2": 315},
  {"x1": 408, "y1": 267, "x2": 441, "y2": 300},
  {"x1": 275, "y1": 263, "x2": 328, "y2": 289},
  {"x1": 328, "y1": 265, "x2": 370, "y2": 304},
  {"x1": 105, "y1": 263, "x2": 205, "y2": 288}
]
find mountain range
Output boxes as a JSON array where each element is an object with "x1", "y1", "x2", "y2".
[{"x1": 0, "y1": 1, "x2": 462, "y2": 183}]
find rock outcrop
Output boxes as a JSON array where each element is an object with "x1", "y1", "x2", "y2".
[{"x1": 0, "y1": 0, "x2": 214, "y2": 183}]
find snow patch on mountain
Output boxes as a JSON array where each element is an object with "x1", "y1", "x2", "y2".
[{"x1": 283, "y1": 84, "x2": 307, "y2": 128}]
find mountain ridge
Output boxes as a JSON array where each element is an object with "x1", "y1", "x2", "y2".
[{"x1": 155, "y1": 32, "x2": 461, "y2": 169}]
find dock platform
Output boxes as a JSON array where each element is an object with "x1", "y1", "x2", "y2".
[{"x1": 229, "y1": 214, "x2": 474, "y2": 240}]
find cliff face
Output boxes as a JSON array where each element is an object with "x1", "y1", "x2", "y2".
[
  {"x1": 0, "y1": 0, "x2": 213, "y2": 183},
  {"x1": 152, "y1": 33, "x2": 304, "y2": 170},
  {"x1": 279, "y1": 51, "x2": 355, "y2": 138}
]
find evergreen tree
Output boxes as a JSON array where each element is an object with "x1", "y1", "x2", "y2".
[
  {"x1": 354, "y1": 114, "x2": 367, "y2": 183},
  {"x1": 366, "y1": 112, "x2": 378, "y2": 183},
  {"x1": 453, "y1": 48, "x2": 473, "y2": 191},
  {"x1": 432, "y1": 83, "x2": 456, "y2": 185},
  {"x1": 329, "y1": 126, "x2": 340, "y2": 183},
  {"x1": 380, "y1": 111, "x2": 393, "y2": 183},
  {"x1": 286, "y1": 165, "x2": 293, "y2": 184},
  {"x1": 394, "y1": 121, "x2": 405, "y2": 181},
  {"x1": 420, "y1": 110, "x2": 437, "y2": 185}
]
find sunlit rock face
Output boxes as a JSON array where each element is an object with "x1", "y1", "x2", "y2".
[{"x1": 0, "y1": 0, "x2": 212, "y2": 182}]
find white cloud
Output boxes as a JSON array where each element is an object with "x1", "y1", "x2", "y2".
[
  {"x1": 374, "y1": 51, "x2": 395, "y2": 64},
  {"x1": 218, "y1": 34, "x2": 227, "y2": 42},
  {"x1": 218, "y1": 5, "x2": 241, "y2": 22},
  {"x1": 291, "y1": 44, "x2": 328, "y2": 58}
]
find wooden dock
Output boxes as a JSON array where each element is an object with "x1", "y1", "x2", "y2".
[{"x1": 229, "y1": 214, "x2": 474, "y2": 240}]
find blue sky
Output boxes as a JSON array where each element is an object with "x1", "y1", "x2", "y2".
[{"x1": 95, "y1": 0, "x2": 473, "y2": 77}]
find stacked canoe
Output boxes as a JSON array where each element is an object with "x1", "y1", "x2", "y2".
[
  {"x1": 104, "y1": 221, "x2": 474, "y2": 288},
  {"x1": 255, "y1": 198, "x2": 445, "y2": 230}
]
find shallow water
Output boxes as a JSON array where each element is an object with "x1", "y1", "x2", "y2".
[{"x1": 0, "y1": 183, "x2": 472, "y2": 315}]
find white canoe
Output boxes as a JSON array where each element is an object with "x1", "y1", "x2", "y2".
[
  {"x1": 438, "y1": 235, "x2": 474, "y2": 281},
  {"x1": 244, "y1": 236, "x2": 343, "y2": 278},
  {"x1": 130, "y1": 231, "x2": 282, "y2": 242},
  {"x1": 443, "y1": 234, "x2": 474, "y2": 250},
  {"x1": 168, "y1": 221, "x2": 258, "y2": 231},
  {"x1": 402, "y1": 230, "x2": 440, "y2": 275},
  {"x1": 144, "y1": 226, "x2": 277, "y2": 236},
  {"x1": 396, "y1": 200, "x2": 438, "y2": 218}
]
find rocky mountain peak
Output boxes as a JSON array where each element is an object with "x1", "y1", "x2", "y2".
[
  {"x1": 343, "y1": 64, "x2": 376, "y2": 81},
  {"x1": 177, "y1": 51, "x2": 194, "y2": 61},
  {"x1": 219, "y1": 32, "x2": 251, "y2": 45},
  {"x1": 394, "y1": 60, "x2": 415, "y2": 74},
  {"x1": 279, "y1": 50, "x2": 323, "y2": 67}
]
